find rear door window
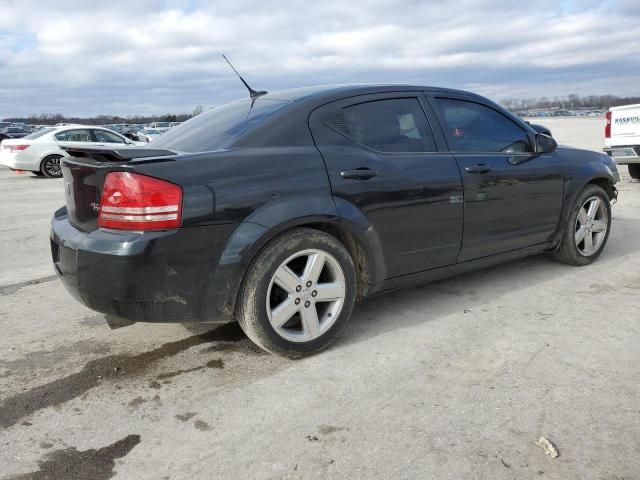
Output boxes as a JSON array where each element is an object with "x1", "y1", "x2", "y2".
[
  {"x1": 55, "y1": 129, "x2": 92, "y2": 142},
  {"x1": 335, "y1": 98, "x2": 436, "y2": 153},
  {"x1": 435, "y1": 98, "x2": 532, "y2": 153}
]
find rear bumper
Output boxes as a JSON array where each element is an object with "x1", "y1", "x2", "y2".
[
  {"x1": 50, "y1": 207, "x2": 239, "y2": 323},
  {"x1": 0, "y1": 150, "x2": 39, "y2": 171},
  {"x1": 604, "y1": 146, "x2": 640, "y2": 164}
]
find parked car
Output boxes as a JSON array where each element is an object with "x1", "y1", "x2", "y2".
[
  {"x1": 51, "y1": 84, "x2": 619, "y2": 357},
  {"x1": 120, "y1": 126, "x2": 145, "y2": 142},
  {"x1": 137, "y1": 128, "x2": 163, "y2": 142},
  {"x1": 0, "y1": 125, "x2": 145, "y2": 177},
  {"x1": 149, "y1": 122, "x2": 172, "y2": 133},
  {"x1": 603, "y1": 104, "x2": 640, "y2": 179},
  {"x1": 0, "y1": 126, "x2": 31, "y2": 141}
]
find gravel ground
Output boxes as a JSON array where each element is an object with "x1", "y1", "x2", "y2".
[{"x1": 1, "y1": 118, "x2": 639, "y2": 479}]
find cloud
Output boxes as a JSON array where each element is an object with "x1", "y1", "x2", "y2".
[{"x1": 0, "y1": 0, "x2": 638, "y2": 116}]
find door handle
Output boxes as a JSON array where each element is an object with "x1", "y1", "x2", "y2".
[
  {"x1": 465, "y1": 164, "x2": 492, "y2": 174},
  {"x1": 340, "y1": 168, "x2": 378, "y2": 180}
]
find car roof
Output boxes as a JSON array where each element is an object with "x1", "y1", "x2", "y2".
[
  {"x1": 258, "y1": 83, "x2": 480, "y2": 103},
  {"x1": 51, "y1": 125, "x2": 117, "y2": 131}
]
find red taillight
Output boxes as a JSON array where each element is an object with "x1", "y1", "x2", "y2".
[
  {"x1": 7, "y1": 144, "x2": 30, "y2": 152},
  {"x1": 98, "y1": 172, "x2": 182, "y2": 231},
  {"x1": 605, "y1": 111, "x2": 611, "y2": 138}
]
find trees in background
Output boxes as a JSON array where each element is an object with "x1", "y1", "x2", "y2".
[{"x1": 2, "y1": 111, "x2": 195, "y2": 125}]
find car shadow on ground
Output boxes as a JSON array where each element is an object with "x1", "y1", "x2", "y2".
[{"x1": 332, "y1": 217, "x2": 639, "y2": 351}]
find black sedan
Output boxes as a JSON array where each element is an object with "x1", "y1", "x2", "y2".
[
  {"x1": 51, "y1": 85, "x2": 619, "y2": 357},
  {"x1": 0, "y1": 126, "x2": 31, "y2": 141}
]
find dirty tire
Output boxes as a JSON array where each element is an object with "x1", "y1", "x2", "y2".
[
  {"x1": 40, "y1": 155, "x2": 63, "y2": 178},
  {"x1": 552, "y1": 184, "x2": 611, "y2": 266},
  {"x1": 237, "y1": 228, "x2": 356, "y2": 358},
  {"x1": 628, "y1": 164, "x2": 640, "y2": 179}
]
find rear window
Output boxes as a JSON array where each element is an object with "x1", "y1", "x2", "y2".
[
  {"x1": 24, "y1": 128, "x2": 55, "y2": 140},
  {"x1": 151, "y1": 98, "x2": 289, "y2": 153}
]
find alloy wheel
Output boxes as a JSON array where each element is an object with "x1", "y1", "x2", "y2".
[
  {"x1": 44, "y1": 156, "x2": 62, "y2": 177},
  {"x1": 575, "y1": 196, "x2": 608, "y2": 256},
  {"x1": 266, "y1": 249, "x2": 346, "y2": 342}
]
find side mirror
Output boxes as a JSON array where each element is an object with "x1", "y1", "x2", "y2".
[{"x1": 535, "y1": 133, "x2": 557, "y2": 154}]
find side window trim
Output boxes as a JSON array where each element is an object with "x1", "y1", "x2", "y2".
[
  {"x1": 419, "y1": 93, "x2": 450, "y2": 152},
  {"x1": 322, "y1": 95, "x2": 440, "y2": 155},
  {"x1": 427, "y1": 95, "x2": 534, "y2": 155}
]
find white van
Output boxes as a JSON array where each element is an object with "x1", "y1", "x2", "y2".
[{"x1": 604, "y1": 104, "x2": 640, "y2": 179}]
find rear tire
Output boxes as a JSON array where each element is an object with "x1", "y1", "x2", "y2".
[
  {"x1": 33, "y1": 171, "x2": 45, "y2": 177},
  {"x1": 628, "y1": 164, "x2": 640, "y2": 179},
  {"x1": 237, "y1": 228, "x2": 357, "y2": 358},
  {"x1": 41, "y1": 155, "x2": 63, "y2": 178},
  {"x1": 552, "y1": 185, "x2": 611, "y2": 266}
]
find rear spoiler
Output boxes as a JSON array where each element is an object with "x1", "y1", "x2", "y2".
[{"x1": 63, "y1": 147, "x2": 176, "y2": 162}]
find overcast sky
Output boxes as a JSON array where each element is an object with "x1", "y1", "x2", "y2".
[{"x1": 1, "y1": 0, "x2": 639, "y2": 117}]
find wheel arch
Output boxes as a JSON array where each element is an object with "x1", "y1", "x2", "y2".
[
  {"x1": 207, "y1": 199, "x2": 386, "y2": 322},
  {"x1": 551, "y1": 169, "x2": 617, "y2": 250},
  {"x1": 586, "y1": 176, "x2": 616, "y2": 200}
]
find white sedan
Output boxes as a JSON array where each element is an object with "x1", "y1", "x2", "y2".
[{"x1": 0, "y1": 126, "x2": 145, "y2": 178}]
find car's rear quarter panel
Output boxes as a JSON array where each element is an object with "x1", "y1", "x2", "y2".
[{"x1": 127, "y1": 145, "x2": 338, "y2": 321}]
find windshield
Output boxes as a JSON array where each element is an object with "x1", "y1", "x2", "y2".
[
  {"x1": 154, "y1": 122, "x2": 171, "y2": 128},
  {"x1": 151, "y1": 98, "x2": 289, "y2": 153},
  {"x1": 145, "y1": 129, "x2": 160, "y2": 134},
  {"x1": 24, "y1": 127, "x2": 55, "y2": 140}
]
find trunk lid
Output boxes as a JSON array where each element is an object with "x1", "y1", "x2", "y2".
[{"x1": 61, "y1": 147, "x2": 176, "y2": 232}]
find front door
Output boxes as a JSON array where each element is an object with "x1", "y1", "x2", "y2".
[
  {"x1": 309, "y1": 94, "x2": 463, "y2": 278},
  {"x1": 429, "y1": 96, "x2": 564, "y2": 262}
]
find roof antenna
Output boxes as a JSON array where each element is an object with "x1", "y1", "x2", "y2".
[{"x1": 222, "y1": 54, "x2": 267, "y2": 99}]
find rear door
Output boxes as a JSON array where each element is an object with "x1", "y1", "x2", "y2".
[
  {"x1": 428, "y1": 95, "x2": 564, "y2": 262},
  {"x1": 55, "y1": 128, "x2": 95, "y2": 151},
  {"x1": 309, "y1": 93, "x2": 463, "y2": 278}
]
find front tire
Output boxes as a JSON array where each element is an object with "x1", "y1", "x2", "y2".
[
  {"x1": 628, "y1": 164, "x2": 640, "y2": 180},
  {"x1": 237, "y1": 228, "x2": 357, "y2": 358},
  {"x1": 40, "y1": 155, "x2": 63, "y2": 178},
  {"x1": 552, "y1": 185, "x2": 611, "y2": 266}
]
